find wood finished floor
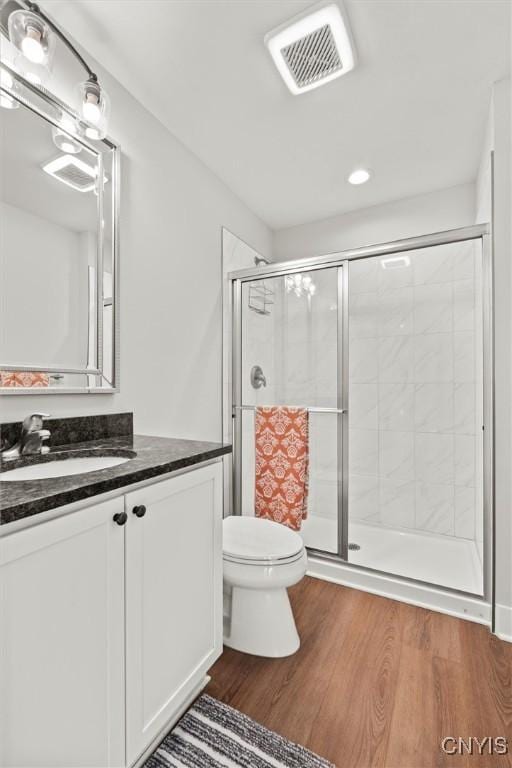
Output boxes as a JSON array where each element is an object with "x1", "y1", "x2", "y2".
[{"x1": 206, "y1": 577, "x2": 512, "y2": 768}]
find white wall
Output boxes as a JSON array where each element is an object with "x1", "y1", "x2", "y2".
[
  {"x1": 0, "y1": 201, "x2": 89, "y2": 369},
  {"x1": 0, "y1": 56, "x2": 271, "y2": 440},
  {"x1": 273, "y1": 183, "x2": 476, "y2": 262}
]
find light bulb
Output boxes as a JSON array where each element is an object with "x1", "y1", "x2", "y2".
[
  {"x1": 83, "y1": 93, "x2": 101, "y2": 124},
  {"x1": 21, "y1": 26, "x2": 45, "y2": 64},
  {"x1": 348, "y1": 168, "x2": 371, "y2": 185}
]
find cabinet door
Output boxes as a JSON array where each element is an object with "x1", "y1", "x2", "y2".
[
  {"x1": 0, "y1": 498, "x2": 125, "y2": 768},
  {"x1": 125, "y1": 462, "x2": 223, "y2": 765}
]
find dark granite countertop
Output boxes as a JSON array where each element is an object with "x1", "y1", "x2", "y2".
[{"x1": 0, "y1": 434, "x2": 231, "y2": 527}]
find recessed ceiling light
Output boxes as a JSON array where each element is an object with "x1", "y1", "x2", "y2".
[{"x1": 348, "y1": 168, "x2": 371, "y2": 185}]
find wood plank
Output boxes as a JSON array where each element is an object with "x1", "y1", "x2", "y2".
[{"x1": 206, "y1": 576, "x2": 512, "y2": 768}]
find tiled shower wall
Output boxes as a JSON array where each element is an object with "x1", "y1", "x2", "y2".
[{"x1": 348, "y1": 240, "x2": 483, "y2": 544}]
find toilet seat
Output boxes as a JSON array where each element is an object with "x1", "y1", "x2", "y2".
[
  {"x1": 223, "y1": 549, "x2": 305, "y2": 566},
  {"x1": 222, "y1": 516, "x2": 304, "y2": 564}
]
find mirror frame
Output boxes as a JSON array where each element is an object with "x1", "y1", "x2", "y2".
[{"x1": 0, "y1": 63, "x2": 120, "y2": 395}]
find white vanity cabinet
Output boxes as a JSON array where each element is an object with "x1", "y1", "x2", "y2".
[
  {"x1": 0, "y1": 460, "x2": 224, "y2": 768},
  {"x1": 124, "y1": 465, "x2": 223, "y2": 765},
  {"x1": 0, "y1": 496, "x2": 126, "y2": 768}
]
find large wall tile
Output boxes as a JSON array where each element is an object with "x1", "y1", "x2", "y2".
[
  {"x1": 349, "y1": 383, "x2": 378, "y2": 429},
  {"x1": 379, "y1": 382, "x2": 414, "y2": 431},
  {"x1": 415, "y1": 482, "x2": 455, "y2": 535},
  {"x1": 350, "y1": 337, "x2": 379, "y2": 382},
  {"x1": 348, "y1": 474, "x2": 379, "y2": 521},
  {"x1": 349, "y1": 292, "x2": 379, "y2": 339},
  {"x1": 414, "y1": 382, "x2": 454, "y2": 433},
  {"x1": 453, "y1": 382, "x2": 476, "y2": 434},
  {"x1": 455, "y1": 486, "x2": 476, "y2": 539},
  {"x1": 379, "y1": 431, "x2": 414, "y2": 481},
  {"x1": 378, "y1": 286, "x2": 414, "y2": 336},
  {"x1": 415, "y1": 433, "x2": 454, "y2": 484},
  {"x1": 454, "y1": 331, "x2": 475, "y2": 383},
  {"x1": 414, "y1": 282, "x2": 453, "y2": 334},
  {"x1": 349, "y1": 258, "x2": 379, "y2": 295},
  {"x1": 349, "y1": 428, "x2": 379, "y2": 475},
  {"x1": 380, "y1": 478, "x2": 415, "y2": 528},
  {"x1": 379, "y1": 335, "x2": 415, "y2": 382},
  {"x1": 453, "y1": 279, "x2": 475, "y2": 331},
  {"x1": 414, "y1": 333, "x2": 453, "y2": 383},
  {"x1": 454, "y1": 434, "x2": 476, "y2": 486},
  {"x1": 413, "y1": 246, "x2": 453, "y2": 285}
]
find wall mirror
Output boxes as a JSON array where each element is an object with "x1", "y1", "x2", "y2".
[{"x1": 0, "y1": 65, "x2": 119, "y2": 394}]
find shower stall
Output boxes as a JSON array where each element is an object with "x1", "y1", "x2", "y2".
[{"x1": 227, "y1": 225, "x2": 493, "y2": 607}]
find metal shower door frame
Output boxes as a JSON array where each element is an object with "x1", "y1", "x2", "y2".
[
  {"x1": 228, "y1": 223, "x2": 493, "y2": 604},
  {"x1": 230, "y1": 263, "x2": 349, "y2": 560}
]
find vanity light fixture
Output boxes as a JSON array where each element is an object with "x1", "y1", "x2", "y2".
[
  {"x1": 348, "y1": 168, "x2": 371, "y2": 185},
  {"x1": 5, "y1": 1, "x2": 110, "y2": 137}
]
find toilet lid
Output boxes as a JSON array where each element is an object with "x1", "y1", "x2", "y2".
[{"x1": 223, "y1": 516, "x2": 304, "y2": 562}]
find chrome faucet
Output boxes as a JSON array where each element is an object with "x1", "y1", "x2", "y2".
[{"x1": 1, "y1": 413, "x2": 51, "y2": 460}]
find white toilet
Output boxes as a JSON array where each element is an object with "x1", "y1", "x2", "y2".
[{"x1": 222, "y1": 515, "x2": 307, "y2": 658}]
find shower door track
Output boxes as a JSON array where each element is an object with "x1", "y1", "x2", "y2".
[{"x1": 228, "y1": 222, "x2": 493, "y2": 614}]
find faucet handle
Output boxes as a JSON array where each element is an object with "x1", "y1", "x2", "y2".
[{"x1": 22, "y1": 413, "x2": 51, "y2": 432}]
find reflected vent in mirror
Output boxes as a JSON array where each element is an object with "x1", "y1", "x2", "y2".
[{"x1": 42, "y1": 154, "x2": 101, "y2": 192}]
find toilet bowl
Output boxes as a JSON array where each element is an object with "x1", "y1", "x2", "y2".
[{"x1": 222, "y1": 515, "x2": 307, "y2": 658}]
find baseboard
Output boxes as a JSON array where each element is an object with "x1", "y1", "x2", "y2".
[
  {"x1": 495, "y1": 604, "x2": 512, "y2": 642},
  {"x1": 307, "y1": 556, "x2": 491, "y2": 626}
]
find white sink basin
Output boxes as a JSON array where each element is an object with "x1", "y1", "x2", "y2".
[{"x1": 0, "y1": 456, "x2": 131, "y2": 482}]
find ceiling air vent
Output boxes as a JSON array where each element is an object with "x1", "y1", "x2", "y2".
[
  {"x1": 265, "y1": 1, "x2": 356, "y2": 95},
  {"x1": 42, "y1": 154, "x2": 100, "y2": 192}
]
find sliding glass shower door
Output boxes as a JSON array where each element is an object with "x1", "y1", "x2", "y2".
[
  {"x1": 346, "y1": 239, "x2": 485, "y2": 595},
  {"x1": 230, "y1": 228, "x2": 489, "y2": 597},
  {"x1": 236, "y1": 266, "x2": 343, "y2": 554}
]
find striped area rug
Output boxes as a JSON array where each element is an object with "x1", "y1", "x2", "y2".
[{"x1": 144, "y1": 694, "x2": 335, "y2": 768}]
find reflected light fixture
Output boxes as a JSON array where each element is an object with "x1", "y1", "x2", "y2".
[
  {"x1": 285, "y1": 273, "x2": 317, "y2": 298},
  {"x1": 5, "y1": 1, "x2": 110, "y2": 137},
  {"x1": 348, "y1": 168, "x2": 371, "y2": 185},
  {"x1": 0, "y1": 67, "x2": 19, "y2": 109},
  {"x1": 52, "y1": 125, "x2": 81, "y2": 154},
  {"x1": 381, "y1": 255, "x2": 411, "y2": 270}
]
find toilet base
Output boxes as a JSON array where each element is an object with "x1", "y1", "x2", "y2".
[{"x1": 224, "y1": 585, "x2": 300, "y2": 657}]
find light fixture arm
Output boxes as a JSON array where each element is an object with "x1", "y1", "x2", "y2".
[{"x1": 20, "y1": 0, "x2": 98, "y2": 83}]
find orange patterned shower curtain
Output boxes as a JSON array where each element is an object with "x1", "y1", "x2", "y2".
[{"x1": 254, "y1": 406, "x2": 309, "y2": 531}]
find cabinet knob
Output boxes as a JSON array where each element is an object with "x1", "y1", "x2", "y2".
[
  {"x1": 113, "y1": 512, "x2": 127, "y2": 526},
  {"x1": 132, "y1": 504, "x2": 146, "y2": 518}
]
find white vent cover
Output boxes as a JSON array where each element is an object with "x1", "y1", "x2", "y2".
[
  {"x1": 264, "y1": 1, "x2": 356, "y2": 95},
  {"x1": 42, "y1": 155, "x2": 100, "y2": 192}
]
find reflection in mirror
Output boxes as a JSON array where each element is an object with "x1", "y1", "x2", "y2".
[{"x1": 0, "y1": 72, "x2": 118, "y2": 393}]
